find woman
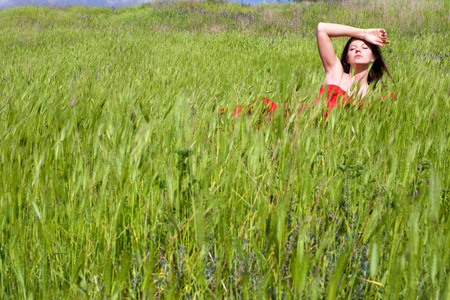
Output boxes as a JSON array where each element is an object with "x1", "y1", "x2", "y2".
[
  {"x1": 228, "y1": 22, "x2": 392, "y2": 117},
  {"x1": 315, "y1": 22, "x2": 391, "y2": 113}
]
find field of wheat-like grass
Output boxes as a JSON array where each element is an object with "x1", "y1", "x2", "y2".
[{"x1": 0, "y1": 0, "x2": 449, "y2": 298}]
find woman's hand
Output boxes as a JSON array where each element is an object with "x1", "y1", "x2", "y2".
[{"x1": 363, "y1": 29, "x2": 390, "y2": 46}]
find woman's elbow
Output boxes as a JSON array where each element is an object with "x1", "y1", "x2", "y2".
[
  {"x1": 316, "y1": 22, "x2": 326, "y2": 36},
  {"x1": 317, "y1": 22, "x2": 325, "y2": 32},
  {"x1": 316, "y1": 22, "x2": 324, "y2": 37}
]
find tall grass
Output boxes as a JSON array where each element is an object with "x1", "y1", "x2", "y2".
[{"x1": 0, "y1": 0, "x2": 449, "y2": 298}]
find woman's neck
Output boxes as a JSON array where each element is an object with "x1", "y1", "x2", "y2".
[
  {"x1": 350, "y1": 65, "x2": 369, "y2": 86},
  {"x1": 343, "y1": 67, "x2": 370, "y2": 97}
]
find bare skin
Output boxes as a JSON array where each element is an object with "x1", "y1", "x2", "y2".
[{"x1": 316, "y1": 22, "x2": 390, "y2": 97}]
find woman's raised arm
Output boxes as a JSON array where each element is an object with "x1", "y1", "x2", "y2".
[
  {"x1": 316, "y1": 23, "x2": 365, "y2": 74},
  {"x1": 316, "y1": 23, "x2": 389, "y2": 75}
]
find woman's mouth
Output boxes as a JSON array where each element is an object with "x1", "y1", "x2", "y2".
[{"x1": 355, "y1": 55, "x2": 363, "y2": 59}]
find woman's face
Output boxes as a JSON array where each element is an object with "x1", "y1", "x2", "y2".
[{"x1": 346, "y1": 39, "x2": 374, "y2": 66}]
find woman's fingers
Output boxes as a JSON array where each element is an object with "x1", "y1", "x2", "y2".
[
  {"x1": 366, "y1": 28, "x2": 389, "y2": 46},
  {"x1": 377, "y1": 39, "x2": 390, "y2": 47},
  {"x1": 377, "y1": 29, "x2": 387, "y2": 38},
  {"x1": 379, "y1": 30, "x2": 389, "y2": 45}
]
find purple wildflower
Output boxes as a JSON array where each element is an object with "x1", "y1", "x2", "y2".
[
  {"x1": 410, "y1": 190, "x2": 419, "y2": 197},
  {"x1": 270, "y1": 40, "x2": 274, "y2": 44},
  {"x1": 417, "y1": 166, "x2": 421, "y2": 170},
  {"x1": 395, "y1": 57, "x2": 398, "y2": 60},
  {"x1": 328, "y1": 213, "x2": 338, "y2": 223}
]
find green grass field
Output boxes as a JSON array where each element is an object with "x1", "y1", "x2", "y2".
[{"x1": 1, "y1": 0, "x2": 450, "y2": 298}]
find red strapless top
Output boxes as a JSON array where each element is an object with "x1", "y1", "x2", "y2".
[
  {"x1": 316, "y1": 84, "x2": 362, "y2": 116},
  {"x1": 318, "y1": 84, "x2": 350, "y2": 105}
]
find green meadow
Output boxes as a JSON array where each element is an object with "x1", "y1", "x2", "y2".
[{"x1": 0, "y1": 0, "x2": 449, "y2": 298}]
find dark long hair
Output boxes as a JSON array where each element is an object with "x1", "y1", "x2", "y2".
[{"x1": 340, "y1": 37, "x2": 391, "y2": 88}]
